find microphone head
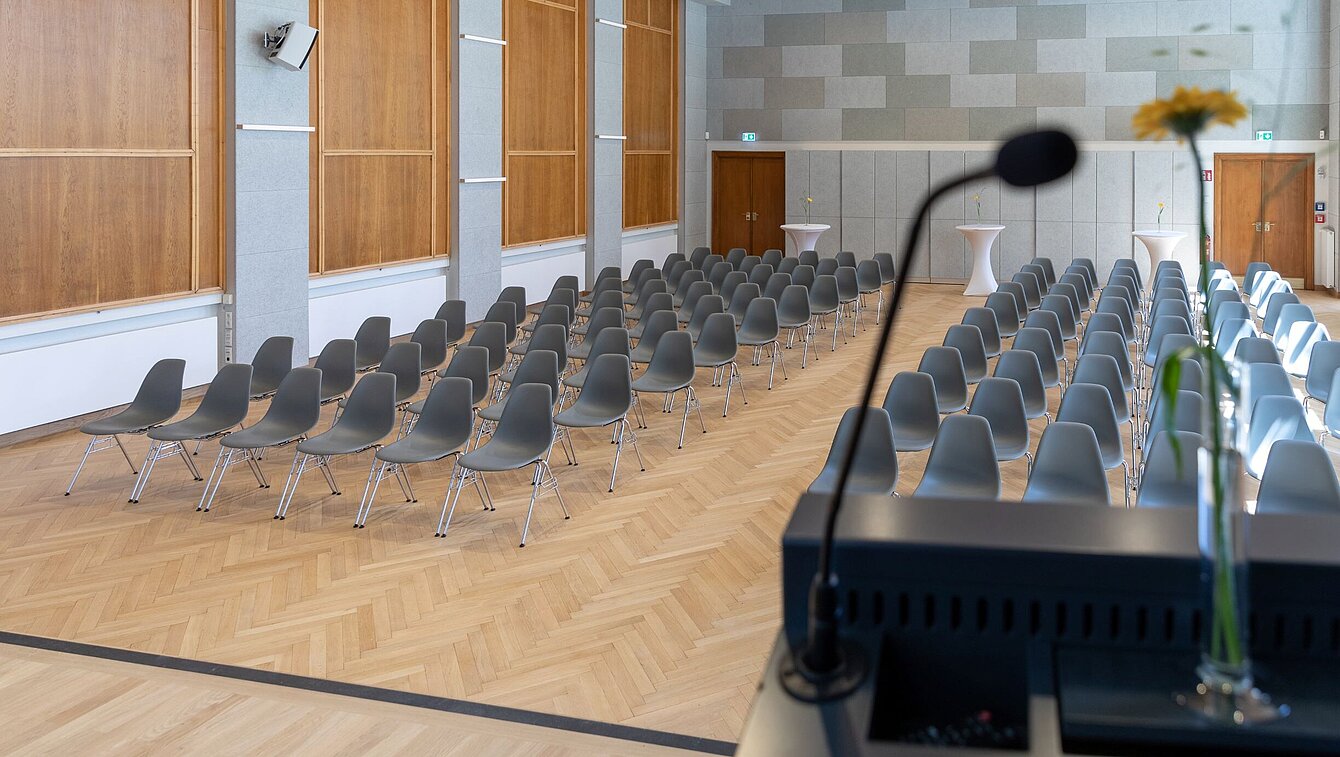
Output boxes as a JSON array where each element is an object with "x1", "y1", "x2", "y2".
[{"x1": 994, "y1": 129, "x2": 1078, "y2": 188}]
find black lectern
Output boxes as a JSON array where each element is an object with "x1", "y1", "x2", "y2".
[{"x1": 737, "y1": 495, "x2": 1340, "y2": 755}]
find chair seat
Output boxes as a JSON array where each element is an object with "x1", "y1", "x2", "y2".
[
  {"x1": 694, "y1": 352, "x2": 733, "y2": 369},
  {"x1": 891, "y1": 423, "x2": 936, "y2": 452},
  {"x1": 297, "y1": 426, "x2": 384, "y2": 457},
  {"x1": 81, "y1": 407, "x2": 171, "y2": 436},
  {"x1": 478, "y1": 397, "x2": 508, "y2": 422},
  {"x1": 220, "y1": 420, "x2": 305, "y2": 450},
  {"x1": 554, "y1": 405, "x2": 621, "y2": 429},
  {"x1": 458, "y1": 442, "x2": 543, "y2": 472},
  {"x1": 562, "y1": 367, "x2": 591, "y2": 390},
  {"x1": 509, "y1": 339, "x2": 531, "y2": 356},
  {"x1": 1024, "y1": 475, "x2": 1109, "y2": 507},
  {"x1": 913, "y1": 477, "x2": 997, "y2": 500},
  {"x1": 148, "y1": 417, "x2": 236, "y2": 442},
  {"x1": 807, "y1": 468, "x2": 896, "y2": 496},
  {"x1": 630, "y1": 344, "x2": 656, "y2": 364},
  {"x1": 738, "y1": 327, "x2": 777, "y2": 346},
  {"x1": 632, "y1": 373, "x2": 691, "y2": 394}
]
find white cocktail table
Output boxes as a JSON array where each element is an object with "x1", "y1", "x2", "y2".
[
  {"x1": 1132, "y1": 230, "x2": 1187, "y2": 284},
  {"x1": 781, "y1": 223, "x2": 830, "y2": 256},
  {"x1": 956, "y1": 224, "x2": 1005, "y2": 296}
]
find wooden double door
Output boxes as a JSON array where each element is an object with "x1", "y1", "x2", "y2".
[
  {"x1": 712, "y1": 152, "x2": 786, "y2": 255},
  {"x1": 1213, "y1": 153, "x2": 1315, "y2": 287}
]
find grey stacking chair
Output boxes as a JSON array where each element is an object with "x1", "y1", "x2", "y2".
[
  {"x1": 913, "y1": 415, "x2": 1001, "y2": 500},
  {"x1": 1011, "y1": 272, "x2": 1042, "y2": 310},
  {"x1": 666, "y1": 260, "x2": 691, "y2": 291},
  {"x1": 1304, "y1": 341, "x2": 1340, "y2": 409},
  {"x1": 994, "y1": 350, "x2": 1051, "y2": 422},
  {"x1": 1023, "y1": 422, "x2": 1109, "y2": 507},
  {"x1": 514, "y1": 304, "x2": 571, "y2": 355},
  {"x1": 1071, "y1": 258, "x2": 1099, "y2": 294},
  {"x1": 727, "y1": 282, "x2": 761, "y2": 327},
  {"x1": 1212, "y1": 301, "x2": 1251, "y2": 338},
  {"x1": 1073, "y1": 354, "x2": 1133, "y2": 454},
  {"x1": 632, "y1": 331, "x2": 706, "y2": 448},
  {"x1": 985, "y1": 292, "x2": 1021, "y2": 340},
  {"x1": 807, "y1": 406, "x2": 899, "y2": 497},
  {"x1": 1030, "y1": 257, "x2": 1057, "y2": 288},
  {"x1": 726, "y1": 248, "x2": 747, "y2": 270},
  {"x1": 527, "y1": 279, "x2": 577, "y2": 316},
  {"x1": 707, "y1": 260, "x2": 734, "y2": 295},
  {"x1": 1040, "y1": 291, "x2": 1080, "y2": 347},
  {"x1": 314, "y1": 339, "x2": 357, "y2": 406},
  {"x1": 701, "y1": 253, "x2": 725, "y2": 273},
  {"x1": 962, "y1": 307, "x2": 1003, "y2": 358},
  {"x1": 968, "y1": 377, "x2": 1032, "y2": 468},
  {"x1": 809, "y1": 275, "x2": 843, "y2": 351},
  {"x1": 1256, "y1": 440, "x2": 1340, "y2": 515},
  {"x1": 521, "y1": 290, "x2": 576, "y2": 335},
  {"x1": 1049, "y1": 281, "x2": 1083, "y2": 325},
  {"x1": 129, "y1": 363, "x2": 253, "y2": 504},
  {"x1": 761, "y1": 249, "x2": 783, "y2": 268},
  {"x1": 562, "y1": 327, "x2": 630, "y2": 399},
  {"x1": 1323, "y1": 371, "x2": 1340, "y2": 447},
  {"x1": 1262, "y1": 291, "x2": 1301, "y2": 337},
  {"x1": 1155, "y1": 284, "x2": 1191, "y2": 309},
  {"x1": 480, "y1": 350, "x2": 560, "y2": 450},
  {"x1": 501, "y1": 324, "x2": 566, "y2": 391},
  {"x1": 576, "y1": 277, "x2": 621, "y2": 316},
  {"x1": 468, "y1": 321, "x2": 508, "y2": 391},
  {"x1": 1272, "y1": 303, "x2": 1315, "y2": 349},
  {"x1": 856, "y1": 260, "x2": 885, "y2": 324},
  {"x1": 435, "y1": 299, "x2": 468, "y2": 345},
  {"x1": 777, "y1": 285, "x2": 815, "y2": 368},
  {"x1": 353, "y1": 316, "x2": 391, "y2": 372},
  {"x1": 763, "y1": 272, "x2": 793, "y2": 302},
  {"x1": 816, "y1": 258, "x2": 840, "y2": 277},
  {"x1": 411, "y1": 345, "x2": 489, "y2": 420},
  {"x1": 627, "y1": 279, "x2": 669, "y2": 321},
  {"x1": 1150, "y1": 298, "x2": 1192, "y2": 336},
  {"x1": 673, "y1": 269, "x2": 707, "y2": 308},
  {"x1": 1024, "y1": 309, "x2": 1068, "y2": 379},
  {"x1": 1098, "y1": 287, "x2": 1138, "y2": 341},
  {"x1": 792, "y1": 264, "x2": 817, "y2": 290},
  {"x1": 1243, "y1": 262, "x2": 1271, "y2": 296},
  {"x1": 436, "y1": 383, "x2": 566, "y2": 546},
  {"x1": 1012, "y1": 328, "x2": 1064, "y2": 395},
  {"x1": 1256, "y1": 278, "x2": 1292, "y2": 318},
  {"x1": 570, "y1": 307, "x2": 625, "y2": 361},
  {"x1": 661, "y1": 251, "x2": 686, "y2": 272},
  {"x1": 1142, "y1": 316, "x2": 1192, "y2": 377},
  {"x1": 1057, "y1": 382, "x2": 1130, "y2": 503},
  {"x1": 1020, "y1": 263, "x2": 1049, "y2": 294},
  {"x1": 626, "y1": 273, "x2": 666, "y2": 313},
  {"x1": 1145, "y1": 390, "x2": 1202, "y2": 448},
  {"x1": 1244, "y1": 362, "x2": 1296, "y2": 417},
  {"x1": 778, "y1": 257, "x2": 801, "y2": 276},
  {"x1": 882, "y1": 371, "x2": 940, "y2": 452},
  {"x1": 997, "y1": 282, "x2": 1028, "y2": 323},
  {"x1": 1058, "y1": 271, "x2": 1091, "y2": 312},
  {"x1": 1107, "y1": 274, "x2": 1140, "y2": 313},
  {"x1": 482, "y1": 299, "x2": 518, "y2": 346},
  {"x1": 1214, "y1": 318, "x2": 1257, "y2": 361},
  {"x1": 1081, "y1": 312, "x2": 1125, "y2": 351},
  {"x1": 835, "y1": 251, "x2": 857, "y2": 268},
  {"x1": 248, "y1": 336, "x2": 294, "y2": 401},
  {"x1": 689, "y1": 247, "x2": 711, "y2": 270},
  {"x1": 1111, "y1": 259, "x2": 1143, "y2": 290},
  {"x1": 199, "y1": 367, "x2": 322, "y2": 513},
  {"x1": 1246, "y1": 395, "x2": 1312, "y2": 479},
  {"x1": 1078, "y1": 332, "x2": 1134, "y2": 426},
  {"x1": 719, "y1": 270, "x2": 748, "y2": 305},
  {"x1": 1236, "y1": 337, "x2": 1281, "y2": 366},
  {"x1": 677, "y1": 280, "x2": 713, "y2": 324},
  {"x1": 1249, "y1": 272, "x2": 1282, "y2": 310},
  {"x1": 835, "y1": 267, "x2": 861, "y2": 335},
  {"x1": 498, "y1": 286, "x2": 527, "y2": 324},
  {"x1": 694, "y1": 312, "x2": 747, "y2": 416},
  {"x1": 555, "y1": 354, "x2": 644, "y2": 491},
  {"x1": 66, "y1": 358, "x2": 186, "y2": 496},
  {"x1": 343, "y1": 342, "x2": 419, "y2": 432},
  {"x1": 629, "y1": 292, "x2": 672, "y2": 339},
  {"x1": 686, "y1": 294, "x2": 725, "y2": 343},
  {"x1": 1153, "y1": 334, "x2": 1197, "y2": 379},
  {"x1": 623, "y1": 259, "x2": 654, "y2": 293},
  {"x1": 873, "y1": 252, "x2": 896, "y2": 285},
  {"x1": 798, "y1": 250, "x2": 820, "y2": 268},
  {"x1": 738, "y1": 297, "x2": 787, "y2": 389},
  {"x1": 630, "y1": 310, "x2": 679, "y2": 366},
  {"x1": 747, "y1": 263, "x2": 775, "y2": 289},
  {"x1": 918, "y1": 346, "x2": 969, "y2": 414},
  {"x1": 410, "y1": 319, "x2": 449, "y2": 380},
  {"x1": 1135, "y1": 430, "x2": 1201, "y2": 508},
  {"x1": 1282, "y1": 322, "x2": 1328, "y2": 378},
  {"x1": 740, "y1": 256, "x2": 763, "y2": 277},
  {"x1": 944, "y1": 324, "x2": 988, "y2": 384}
]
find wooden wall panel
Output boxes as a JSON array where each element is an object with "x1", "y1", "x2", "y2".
[
  {"x1": 0, "y1": 157, "x2": 193, "y2": 318},
  {"x1": 0, "y1": 1, "x2": 225, "y2": 321},
  {"x1": 503, "y1": 0, "x2": 586, "y2": 247},
  {"x1": 623, "y1": 0, "x2": 678, "y2": 230},
  {"x1": 310, "y1": 0, "x2": 449, "y2": 274}
]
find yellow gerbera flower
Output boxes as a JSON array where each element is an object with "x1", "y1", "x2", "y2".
[{"x1": 1132, "y1": 86, "x2": 1248, "y2": 141}]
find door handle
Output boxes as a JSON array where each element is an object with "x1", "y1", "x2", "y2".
[
  {"x1": 1263, "y1": 221, "x2": 1273, "y2": 232},
  {"x1": 744, "y1": 212, "x2": 752, "y2": 222},
  {"x1": 1253, "y1": 221, "x2": 1262, "y2": 232}
]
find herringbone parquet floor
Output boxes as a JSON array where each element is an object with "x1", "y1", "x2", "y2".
[{"x1": 0, "y1": 283, "x2": 1335, "y2": 745}]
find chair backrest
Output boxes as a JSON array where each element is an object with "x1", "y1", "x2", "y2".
[
  {"x1": 1256, "y1": 440, "x2": 1340, "y2": 514},
  {"x1": 944, "y1": 324, "x2": 988, "y2": 381},
  {"x1": 807, "y1": 406, "x2": 898, "y2": 497},
  {"x1": 1325, "y1": 370, "x2": 1340, "y2": 436},
  {"x1": 984, "y1": 292, "x2": 1021, "y2": 335},
  {"x1": 778, "y1": 257, "x2": 801, "y2": 276},
  {"x1": 873, "y1": 252, "x2": 896, "y2": 284},
  {"x1": 583, "y1": 326, "x2": 631, "y2": 367},
  {"x1": 1079, "y1": 331, "x2": 1133, "y2": 390},
  {"x1": 261, "y1": 366, "x2": 322, "y2": 434},
  {"x1": 761, "y1": 249, "x2": 783, "y2": 268},
  {"x1": 1305, "y1": 340, "x2": 1340, "y2": 402},
  {"x1": 509, "y1": 348, "x2": 560, "y2": 404},
  {"x1": 1038, "y1": 295, "x2": 1078, "y2": 338},
  {"x1": 763, "y1": 272, "x2": 793, "y2": 301},
  {"x1": 748, "y1": 263, "x2": 775, "y2": 288},
  {"x1": 792, "y1": 264, "x2": 817, "y2": 289},
  {"x1": 469, "y1": 320, "x2": 508, "y2": 373},
  {"x1": 1212, "y1": 301, "x2": 1251, "y2": 338},
  {"x1": 740, "y1": 256, "x2": 762, "y2": 276},
  {"x1": 443, "y1": 345, "x2": 491, "y2": 406},
  {"x1": 835, "y1": 251, "x2": 857, "y2": 268},
  {"x1": 128, "y1": 358, "x2": 187, "y2": 423},
  {"x1": 1282, "y1": 322, "x2": 1328, "y2": 377},
  {"x1": 1111, "y1": 259, "x2": 1142, "y2": 288},
  {"x1": 314, "y1": 339, "x2": 357, "y2": 401},
  {"x1": 1242, "y1": 262, "x2": 1271, "y2": 295},
  {"x1": 702, "y1": 253, "x2": 725, "y2": 272},
  {"x1": 708, "y1": 261, "x2": 734, "y2": 292},
  {"x1": 666, "y1": 260, "x2": 691, "y2": 289},
  {"x1": 674, "y1": 268, "x2": 707, "y2": 300},
  {"x1": 636, "y1": 309, "x2": 679, "y2": 356},
  {"x1": 835, "y1": 266, "x2": 859, "y2": 300},
  {"x1": 581, "y1": 306, "x2": 626, "y2": 347},
  {"x1": 1245, "y1": 362, "x2": 1296, "y2": 415},
  {"x1": 1143, "y1": 315, "x2": 1192, "y2": 366},
  {"x1": 527, "y1": 323, "x2": 569, "y2": 368},
  {"x1": 1047, "y1": 282, "x2": 1082, "y2": 324},
  {"x1": 405, "y1": 376, "x2": 476, "y2": 453},
  {"x1": 738, "y1": 297, "x2": 780, "y2": 342},
  {"x1": 378, "y1": 342, "x2": 421, "y2": 404},
  {"x1": 1150, "y1": 298, "x2": 1192, "y2": 333},
  {"x1": 726, "y1": 248, "x2": 747, "y2": 268},
  {"x1": 728, "y1": 282, "x2": 762, "y2": 321},
  {"x1": 250, "y1": 335, "x2": 295, "y2": 396},
  {"x1": 1072, "y1": 354, "x2": 1130, "y2": 420},
  {"x1": 1056, "y1": 382, "x2": 1123, "y2": 468},
  {"x1": 592, "y1": 266, "x2": 621, "y2": 288},
  {"x1": 687, "y1": 294, "x2": 725, "y2": 337},
  {"x1": 993, "y1": 350, "x2": 1048, "y2": 419},
  {"x1": 1012, "y1": 327, "x2": 1061, "y2": 385},
  {"x1": 630, "y1": 277, "x2": 668, "y2": 311},
  {"x1": 1030, "y1": 257, "x2": 1057, "y2": 287},
  {"x1": 568, "y1": 353, "x2": 634, "y2": 419},
  {"x1": 626, "y1": 259, "x2": 653, "y2": 285},
  {"x1": 1206, "y1": 289, "x2": 1237, "y2": 322},
  {"x1": 967, "y1": 376, "x2": 1029, "y2": 459},
  {"x1": 918, "y1": 346, "x2": 968, "y2": 412},
  {"x1": 961, "y1": 307, "x2": 1002, "y2": 357},
  {"x1": 1136, "y1": 430, "x2": 1201, "y2": 509},
  {"x1": 354, "y1": 316, "x2": 391, "y2": 369},
  {"x1": 1094, "y1": 296, "x2": 1136, "y2": 343},
  {"x1": 334, "y1": 372, "x2": 398, "y2": 442},
  {"x1": 997, "y1": 282, "x2": 1028, "y2": 321},
  {"x1": 1246, "y1": 395, "x2": 1312, "y2": 478},
  {"x1": 482, "y1": 300, "x2": 518, "y2": 345},
  {"x1": 856, "y1": 259, "x2": 882, "y2": 291},
  {"x1": 678, "y1": 280, "x2": 713, "y2": 316},
  {"x1": 410, "y1": 319, "x2": 449, "y2": 373},
  {"x1": 488, "y1": 383, "x2": 555, "y2": 463},
  {"x1": 1023, "y1": 309, "x2": 1064, "y2": 355},
  {"x1": 1249, "y1": 271, "x2": 1281, "y2": 308},
  {"x1": 798, "y1": 250, "x2": 820, "y2": 268},
  {"x1": 777, "y1": 284, "x2": 812, "y2": 327},
  {"x1": 434, "y1": 300, "x2": 467, "y2": 344},
  {"x1": 636, "y1": 291, "x2": 673, "y2": 325},
  {"x1": 642, "y1": 330, "x2": 695, "y2": 387},
  {"x1": 1213, "y1": 318, "x2": 1257, "y2": 360},
  {"x1": 915, "y1": 414, "x2": 1001, "y2": 499},
  {"x1": 553, "y1": 275, "x2": 581, "y2": 298},
  {"x1": 882, "y1": 371, "x2": 940, "y2": 449},
  {"x1": 533, "y1": 303, "x2": 573, "y2": 334},
  {"x1": 689, "y1": 247, "x2": 711, "y2": 269},
  {"x1": 1235, "y1": 337, "x2": 1280, "y2": 366},
  {"x1": 1152, "y1": 334, "x2": 1197, "y2": 378},
  {"x1": 1262, "y1": 291, "x2": 1301, "y2": 336},
  {"x1": 588, "y1": 289, "x2": 624, "y2": 316},
  {"x1": 1011, "y1": 272, "x2": 1042, "y2": 308},
  {"x1": 1273, "y1": 303, "x2": 1315, "y2": 347},
  {"x1": 1023, "y1": 421, "x2": 1109, "y2": 507},
  {"x1": 194, "y1": 363, "x2": 255, "y2": 429},
  {"x1": 498, "y1": 286, "x2": 527, "y2": 324},
  {"x1": 694, "y1": 312, "x2": 738, "y2": 362},
  {"x1": 1071, "y1": 257, "x2": 1098, "y2": 291},
  {"x1": 1058, "y1": 272, "x2": 1091, "y2": 307},
  {"x1": 809, "y1": 275, "x2": 840, "y2": 311},
  {"x1": 816, "y1": 258, "x2": 839, "y2": 277}
]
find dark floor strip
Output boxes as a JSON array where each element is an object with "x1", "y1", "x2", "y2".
[{"x1": 0, "y1": 630, "x2": 736, "y2": 756}]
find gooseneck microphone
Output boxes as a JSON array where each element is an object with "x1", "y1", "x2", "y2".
[{"x1": 780, "y1": 130, "x2": 1078, "y2": 702}]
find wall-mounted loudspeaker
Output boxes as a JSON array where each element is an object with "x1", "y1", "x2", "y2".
[{"x1": 264, "y1": 22, "x2": 318, "y2": 71}]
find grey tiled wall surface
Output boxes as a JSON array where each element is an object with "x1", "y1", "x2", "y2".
[
  {"x1": 684, "y1": 1, "x2": 710, "y2": 251},
  {"x1": 785, "y1": 146, "x2": 1202, "y2": 284},
  {"x1": 456, "y1": 0, "x2": 505, "y2": 322},
  {"x1": 707, "y1": 0, "x2": 1332, "y2": 142}
]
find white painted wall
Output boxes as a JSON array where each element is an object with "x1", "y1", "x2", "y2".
[
  {"x1": 308, "y1": 262, "x2": 450, "y2": 356},
  {"x1": 621, "y1": 224, "x2": 680, "y2": 271},
  {"x1": 502, "y1": 242, "x2": 586, "y2": 301}
]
